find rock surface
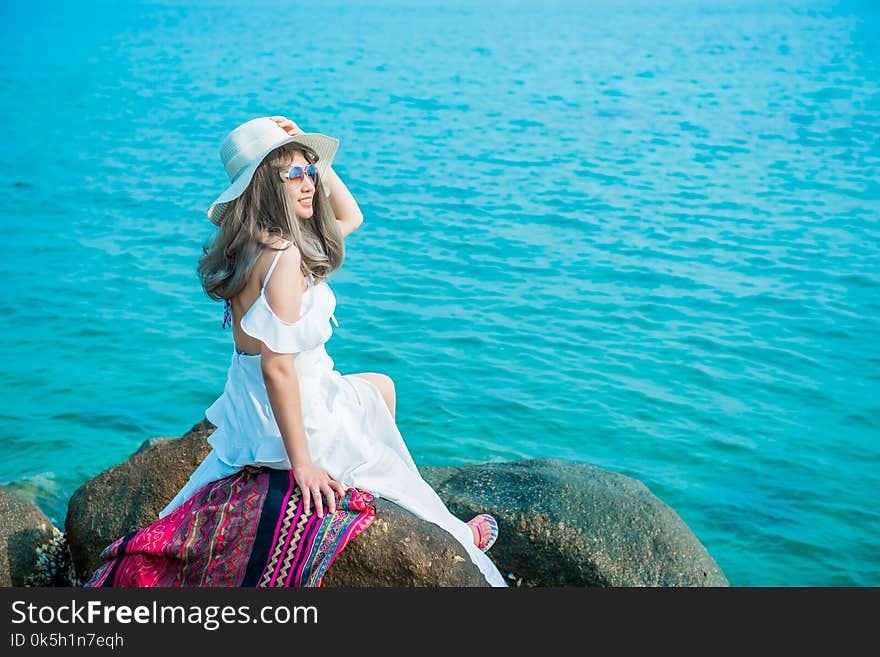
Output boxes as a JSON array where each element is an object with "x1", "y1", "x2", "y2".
[
  {"x1": 422, "y1": 459, "x2": 729, "y2": 587},
  {"x1": 323, "y1": 499, "x2": 489, "y2": 587},
  {"x1": 63, "y1": 423, "x2": 727, "y2": 587},
  {"x1": 64, "y1": 421, "x2": 213, "y2": 583},
  {"x1": 0, "y1": 486, "x2": 60, "y2": 586}
]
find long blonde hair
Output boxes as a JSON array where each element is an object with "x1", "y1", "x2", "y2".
[{"x1": 199, "y1": 143, "x2": 345, "y2": 302}]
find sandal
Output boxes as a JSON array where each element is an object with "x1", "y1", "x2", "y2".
[{"x1": 467, "y1": 513, "x2": 498, "y2": 552}]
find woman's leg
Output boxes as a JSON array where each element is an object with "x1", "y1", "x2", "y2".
[
  {"x1": 348, "y1": 372, "x2": 396, "y2": 419},
  {"x1": 347, "y1": 450, "x2": 508, "y2": 586},
  {"x1": 345, "y1": 372, "x2": 488, "y2": 550}
]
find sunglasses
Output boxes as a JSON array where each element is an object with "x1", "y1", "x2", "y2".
[{"x1": 279, "y1": 163, "x2": 318, "y2": 183}]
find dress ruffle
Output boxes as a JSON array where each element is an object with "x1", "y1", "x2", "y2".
[
  {"x1": 204, "y1": 352, "x2": 338, "y2": 467},
  {"x1": 240, "y1": 281, "x2": 337, "y2": 355}
]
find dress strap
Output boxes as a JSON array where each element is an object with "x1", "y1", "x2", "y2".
[
  {"x1": 261, "y1": 239, "x2": 293, "y2": 293},
  {"x1": 223, "y1": 240, "x2": 292, "y2": 331}
]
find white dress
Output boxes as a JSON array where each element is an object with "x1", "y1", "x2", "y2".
[{"x1": 159, "y1": 240, "x2": 507, "y2": 587}]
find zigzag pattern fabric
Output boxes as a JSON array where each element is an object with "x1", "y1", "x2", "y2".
[{"x1": 84, "y1": 465, "x2": 375, "y2": 587}]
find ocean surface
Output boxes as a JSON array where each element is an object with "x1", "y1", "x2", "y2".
[{"x1": 1, "y1": 0, "x2": 877, "y2": 586}]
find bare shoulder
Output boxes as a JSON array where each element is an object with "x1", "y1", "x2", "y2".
[
  {"x1": 262, "y1": 240, "x2": 305, "y2": 323},
  {"x1": 255, "y1": 237, "x2": 300, "y2": 281}
]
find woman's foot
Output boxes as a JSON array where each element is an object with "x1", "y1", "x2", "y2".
[{"x1": 467, "y1": 514, "x2": 498, "y2": 552}]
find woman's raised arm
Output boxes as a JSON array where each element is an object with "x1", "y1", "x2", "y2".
[
  {"x1": 268, "y1": 115, "x2": 363, "y2": 237},
  {"x1": 324, "y1": 166, "x2": 364, "y2": 237}
]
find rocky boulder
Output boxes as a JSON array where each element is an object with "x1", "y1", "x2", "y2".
[
  {"x1": 323, "y1": 498, "x2": 490, "y2": 587},
  {"x1": 421, "y1": 459, "x2": 729, "y2": 587},
  {"x1": 0, "y1": 486, "x2": 61, "y2": 586},
  {"x1": 64, "y1": 423, "x2": 727, "y2": 587},
  {"x1": 64, "y1": 421, "x2": 214, "y2": 583}
]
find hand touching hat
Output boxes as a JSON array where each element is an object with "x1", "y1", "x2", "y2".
[{"x1": 207, "y1": 117, "x2": 339, "y2": 225}]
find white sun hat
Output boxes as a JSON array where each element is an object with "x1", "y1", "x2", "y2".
[{"x1": 206, "y1": 117, "x2": 339, "y2": 225}]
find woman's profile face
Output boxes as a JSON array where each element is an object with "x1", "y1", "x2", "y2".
[{"x1": 280, "y1": 149, "x2": 317, "y2": 220}]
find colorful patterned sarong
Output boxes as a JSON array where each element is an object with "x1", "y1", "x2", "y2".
[{"x1": 84, "y1": 465, "x2": 375, "y2": 587}]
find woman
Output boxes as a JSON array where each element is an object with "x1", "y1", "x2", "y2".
[{"x1": 159, "y1": 116, "x2": 507, "y2": 587}]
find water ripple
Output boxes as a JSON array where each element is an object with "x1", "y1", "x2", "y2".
[{"x1": 1, "y1": 0, "x2": 879, "y2": 586}]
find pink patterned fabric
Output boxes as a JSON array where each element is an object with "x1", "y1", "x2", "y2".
[{"x1": 85, "y1": 465, "x2": 375, "y2": 587}]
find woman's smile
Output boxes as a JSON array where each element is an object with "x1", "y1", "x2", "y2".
[{"x1": 282, "y1": 150, "x2": 317, "y2": 219}]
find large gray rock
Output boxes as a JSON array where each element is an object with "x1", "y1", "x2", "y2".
[
  {"x1": 421, "y1": 459, "x2": 729, "y2": 587},
  {"x1": 0, "y1": 487, "x2": 60, "y2": 586}
]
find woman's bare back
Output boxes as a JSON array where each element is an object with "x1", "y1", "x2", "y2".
[{"x1": 230, "y1": 237, "x2": 307, "y2": 356}]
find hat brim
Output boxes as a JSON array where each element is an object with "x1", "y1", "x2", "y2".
[{"x1": 207, "y1": 132, "x2": 339, "y2": 225}]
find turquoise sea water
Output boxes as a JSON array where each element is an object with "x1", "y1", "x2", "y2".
[{"x1": 1, "y1": 0, "x2": 878, "y2": 586}]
